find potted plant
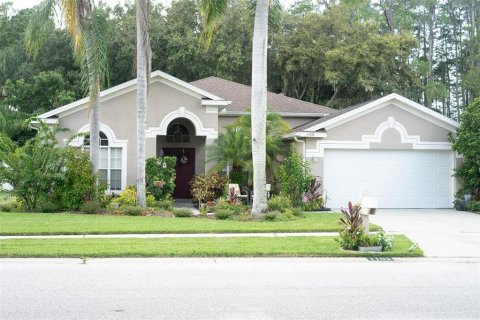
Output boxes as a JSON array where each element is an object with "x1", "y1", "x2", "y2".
[{"x1": 358, "y1": 231, "x2": 393, "y2": 253}]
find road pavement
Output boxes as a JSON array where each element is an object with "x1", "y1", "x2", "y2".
[{"x1": 1, "y1": 257, "x2": 479, "y2": 320}]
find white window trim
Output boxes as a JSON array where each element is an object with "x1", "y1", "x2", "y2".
[{"x1": 64, "y1": 123, "x2": 128, "y2": 192}]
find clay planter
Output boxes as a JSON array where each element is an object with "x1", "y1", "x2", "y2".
[
  {"x1": 153, "y1": 180, "x2": 165, "y2": 188},
  {"x1": 358, "y1": 246, "x2": 383, "y2": 253}
]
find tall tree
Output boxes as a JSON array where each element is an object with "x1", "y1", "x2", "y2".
[
  {"x1": 135, "y1": 0, "x2": 151, "y2": 207},
  {"x1": 25, "y1": 0, "x2": 108, "y2": 177}
]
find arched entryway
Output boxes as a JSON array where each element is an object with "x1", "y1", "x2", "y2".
[{"x1": 157, "y1": 118, "x2": 205, "y2": 199}]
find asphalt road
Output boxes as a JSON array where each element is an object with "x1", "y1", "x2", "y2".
[{"x1": 1, "y1": 258, "x2": 479, "y2": 320}]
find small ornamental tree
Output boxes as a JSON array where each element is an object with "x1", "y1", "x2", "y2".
[
  {"x1": 279, "y1": 144, "x2": 311, "y2": 207},
  {"x1": 451, "y1": 98, "x2": 480, "y2": 200},
  {"x1": 0, "y1": 123, "x2": 66, "y2": 211}
]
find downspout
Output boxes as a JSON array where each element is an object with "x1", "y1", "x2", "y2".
[{"x1": 294, "y1": 136, "x2": 306, "y2": 159}]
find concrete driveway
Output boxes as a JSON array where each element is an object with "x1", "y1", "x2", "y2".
[{"x1": 370, "y1": 209, "x2": 480, "y2": 258}]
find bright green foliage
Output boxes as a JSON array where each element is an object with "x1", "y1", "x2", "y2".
[
  {"x1": 172, "y1": 208, "x2": 193, "y2": 218},
  {"x1": 111, "y1": 185, "x2": 156, "y2": 207},
  {"x1": 145, "y1": 156, "x2": 177, "y2": 200},
  {"x1": 267, "y1": 195, "x2": 291, "y2": 212},
  {"x1": 210, "y1": 112, "x2": 290, "y2": 186},
  {"x1": 0, "y1": 106, "x2": 35, "y2": 145},
  {"x1": 451, "y1": 98, "x2": 480, "y2": 200},
  {"x1": 52, "y1": 148, "x2": 100, "y2": 211},
  {"x1": 358, "y1": 231, "x2": 394, "y2": 251},
  {"x1": 279, "y1": 144, "x2": 311, "y2": 207},
  {"x1": 0, "y1": 124, "x2": 65, "y2": 211},
  {"x1": 190, "y1": 172, "x2": 229, "y2": 203}
]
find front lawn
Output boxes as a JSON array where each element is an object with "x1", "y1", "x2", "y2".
[
  {"x1": 0, "y1": 212, "x2": 381, "y2": 235},
  {"x1": 0, "y1": 235, "x2": 422, "y2": 258}
]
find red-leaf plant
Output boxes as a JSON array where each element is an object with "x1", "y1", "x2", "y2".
[
  {"x1": 339, "y1": 201, "x2": 363, "y2": 235},
  {"x1": 228, "y1": 186, "x2": 240, "y2": 205},
  {"x1": 304, "y1": 178, "x2": 322, "y2": 202}
]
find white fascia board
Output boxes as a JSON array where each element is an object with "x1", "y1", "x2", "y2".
[
  {"x1": 305, "y1": 93, "x2": 459, "y2": 132},
  {"x1": 219, "y1": 111, "x2": 328, "y2": 117},
  {"x1": 201, "y1": 100, "x2": 231, "y2": 106},
  {"x1": 37, "y1": 70, "x2": 226, "y2": 119},
  {"x1": 283, "y1": 131, "x2": 327, "y2": 139}
]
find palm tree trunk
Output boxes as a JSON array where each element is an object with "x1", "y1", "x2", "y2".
[
  {"x1": 89, "y1": 78, "x2": 100, "y2": 175},
  {"x1": 251, "y1": 0, "x2": 269, "y2": 214},
  {"x1": 136, "y1": 0, "x2": 148, "y2": 207}
]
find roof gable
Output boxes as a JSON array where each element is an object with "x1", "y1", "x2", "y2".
[
  {"x1": 38, "y1": 71, "x2": 228, "y2": 119},
  {"x1": 295, "y1": 93, "x2": 459, "y2": 133}
]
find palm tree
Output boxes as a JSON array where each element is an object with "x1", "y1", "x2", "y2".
[
  {"x1": 135, "y1": 0, "x2": 151, "y2": 207},
  {"x1": 209, "y1": 112, "x2": 290, "y2": 187},
  {"x1": 25, "y1": 0, "x2": 109, "y2": 177},
  {"x1": 199, "y1": 0, "x2": 281, "y2": 213}
]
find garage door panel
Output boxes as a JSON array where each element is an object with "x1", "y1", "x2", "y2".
[{"x1": 324, "y1": 149, "x2": 453, "y2": 209}]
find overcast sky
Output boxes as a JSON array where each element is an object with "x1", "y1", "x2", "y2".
[{"x1": 8, "y1": 0, "x2": 297, "y2": 11}]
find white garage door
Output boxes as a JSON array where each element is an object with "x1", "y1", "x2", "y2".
[{"x1": 324, "y1": 149, "x2": 453, "y2": 209}]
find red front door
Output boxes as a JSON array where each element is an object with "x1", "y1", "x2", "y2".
[{"x1": 162, "y1": 148, "x2": 195, "y2": 199}]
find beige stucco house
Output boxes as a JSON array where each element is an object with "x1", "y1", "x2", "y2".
[{"x1": 35, "y1": 71, "x2": 460, "y2": 208}]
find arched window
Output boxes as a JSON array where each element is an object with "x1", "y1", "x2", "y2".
[
  {"x1": 83, "y1": 131, "x2": 122, "y2": 191},
  {"x1": 167, "y1": 124, "x2": 190, "y2": 143}
]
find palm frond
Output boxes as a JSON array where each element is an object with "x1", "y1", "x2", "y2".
[
  {"x1": 198, "y1": 0, "x2": 230, "y2": 50},
  {"x1": 24, "y1": 0, "x2": 57, "y2": 58},
  {"x1": 247, "y1": 0, "x2": 283, "y2": 31}
]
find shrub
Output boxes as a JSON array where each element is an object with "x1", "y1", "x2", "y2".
[
  {"x1": 358, "y1": 231, "x2": 394, "y2": 251},
  {"x1": 53, "y1": 148, "x2": 100, "y2": 211},
  {"x1": 156, "y1": 198, "x2": 174, "y2": 211},
  {"x1": 339, "y1": 202, "x2": 363, "y2": 235},
  {"x1": 80, "y1": 201, "x2": 102, "y2": 214},
  {"x1": 0, "y1": 202, "x2": 14, "y2": 212},
  {"x1": 214, "y1": 208, "x2": 235, "y2": 220},
  {"x1": 268, "y1": 195, "x2": 291, "y2": 212},
  {"x1": 467, "y1": 200, "x2": 480, "y2": 212},
  {"x1": 450, "y1": 98, "x2": 480, "y2": 200},
  {"x1": 145, "y1": 157, "x2": 176, "y2": 200},
  {"x1": 0, "y1": 123, "x2": 65, "y2": 211},
  {"x1": 122, "y1": 205, "x2": 144, "y2": 216},
  {"x1": 172, "y1": 208, "x2": 193, "y2": 218},
  {"x1": 336, "y1": 229, "x2": 363, "y2": 250},
  {"x1": 286, "y1": 207, "x2": 304, "y2": 218},
  {"x1": 211, "y1": 201, "x2": 246, "y2": 215},
  {"x1": 262, "y1": 211, "x2": 279, "y2": 221},
  {"x1": 34, "y1": 200, "x2": 61, "y2": 213},
  {"x1": 279, "y1": 144, "x2": 311, "y2": 207},
  {"x1": 190, "y1": 172, "x2": 228, "y2": 203},
  {"x1": 302, "y1": 198, "x2": 324, "y2": 211},
  {"x1": 304, "y1": 178, "x2": 322, "y2": 203},
  {"x1": 112, "y1": 185, "x2": 137, "y2": 206}
]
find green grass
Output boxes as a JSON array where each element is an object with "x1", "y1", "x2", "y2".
[
  {"x1": 0, "y1": 235, "x2": 422, "y2": 258},
  {"x1": 0, "y1": 212, "x2": 380, "y2": 235}
]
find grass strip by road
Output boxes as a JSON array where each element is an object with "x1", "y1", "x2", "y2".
[
  {"x1": 0, "y1": 212, "x2": 380, "y2": 235},
  {"x1": 0, "y1": 235, "x2": 422, "y2": 258}
]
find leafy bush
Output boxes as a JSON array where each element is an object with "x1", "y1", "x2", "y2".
[
  {"x1": 190, "y1": 172, "x2": 229, "y2": 203},
  {"x1": 0, "y1": 123, "x2": 65, "y2": 211},
  {"x1": 112, "y1": 186, "x2": 156, "y2": 207},
  {"x1": 262, "y1": 211, "x2": 279, "y2": 221},
  {"x1": 339, "y1": 202, "x2": 363, "y2": 235},
  {"x1": 268, "y1": 195, "x2": 291, "y2": 212},
  {"x1": 53, "y1": 148, "x2": 100, "y2": 211},
  {"x1": 467, "y1": 200, "x2": 480, "y2": 212},
  {"x1": 304, "y1": 178, "x2": 322, "y2": 203},
  {"x1": 122, "y1": 205, "x2": 144, "y2": 216},
  {"x1": 227, "y1": 186, "x2": 241, "y2": 204},
  {"x1": 302, "y1": 198, "x2": 324, "y2": 211},
  {"x1": 34, "y1": 200, "x2": 61, "y2": 213},
  {"x1": 172, "y1": 208, "x2": 193, "y2": 218},
  {"x1": 336, "y1": 229, "x2": 363, "y2": 250},
  {"x1": 211, "y1": 201, "x2": 246, "y2": 215},
  {"x1": 156, "y1": 198, "x2": 174, "y2": 211},
  {"x1": 80, "y1": 201, "x2": 102, "y2": 214},
  {"x1": 279, "y1": 144, "x2": 311, "y2": 207},
  {"x1": 145, "y1": 157, "x2": 176, "y2": 200},
  {"x1": 358, "y1": 231, "x2": 393, "y2": 251},
  {"x1": 214, "y1": 208, "x2": 235, "y2": 220},
  {"x1": 0, "y1": 202, "x2": 14, "y2": 212},
  {"x1": 450, "y1": 98, "x2": 480, "y2": 200}
]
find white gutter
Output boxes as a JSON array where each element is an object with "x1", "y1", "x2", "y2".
[{"x1": 294, "y1": 136, "x2": 306, "y2": 159}]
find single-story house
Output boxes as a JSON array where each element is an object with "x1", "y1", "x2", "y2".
[{"x1": 33, "y1": 71, "x2": 460, "y2": 208}]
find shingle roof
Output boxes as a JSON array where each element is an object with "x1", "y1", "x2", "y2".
[{"x1": 190, "y1": 76, "x2": 334, "y2": 115}]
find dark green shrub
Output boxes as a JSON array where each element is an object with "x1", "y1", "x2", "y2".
[
  {"x1": 53, "y1": 148, "x2": 100, "y2": 211},
  {"x1": 173, "y1": 208, "x2": 193, "y2": 218},
  {"x1": 211, "y1": 201, "x2": 245, "y2": 215},
  {"x1": 146, "y1": 157, "x2": 177, "y2": 200},
  {"x1": 122, "y1": 205, "x2": 144, "y2": 216},
  {"x1": 268, "y1": 195, "x2": 291, "y2": 212},
  {"x1": 467, "y1": 200, "x2": 480, "y2": 212},
  {"x1": 35, "y1": 200, "x2": 61, "y2": 213},
  {"x1": 156, "y1": 198, "x2": 174, "y2": 211},
  {"x1": 190, "y1": 172, "x2": 229, "y2": 203},
  {"x1": 286, "y1": 207, "x2": 304, "y2": 218},
  {"x1": 262, "y1": 211, "x2": 279, "y2": 221},
  {"x1": 80, "y1": 201, "x2": 102, "y2": 214},
  {"x1": 279, "y1": 144, "x2": 311, "y2": 207},
  {"x1": 214, "y1": 208, "x2": 235, "y2": 220}
]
